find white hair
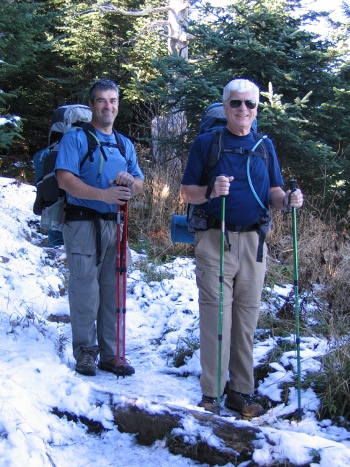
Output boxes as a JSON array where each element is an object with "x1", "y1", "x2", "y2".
[{"x1": 223, "y1": 79, "x2": 260, "y2": 103}]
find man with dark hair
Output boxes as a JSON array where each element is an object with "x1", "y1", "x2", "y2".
[
  {"x1": 55, "y1": 79, "x2": 144, "y2": 376},
  {"x1": 181, "y1": 78, "x2": 303, "y2": 416}
]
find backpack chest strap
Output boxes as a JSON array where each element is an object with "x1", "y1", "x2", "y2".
[
  {"x1": 100, "y1": 141, "x2": 124, "y2": 149},
  {"x1": 222, "y1": 147, "x2": 263, "y2": 156}
]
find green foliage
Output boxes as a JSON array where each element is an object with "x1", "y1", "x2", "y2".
[
  {"x1": 258, "y1": 83, "x2": 341, "y2": 203},
  {"x1": 312, "y1": 316, "x2": 350, "y2": 420},
  {"x1": 0, "y1": 89, "x2": 23, "y2": 151},
  {"x1": 173, "y1": 332, "x2": 199, "y2": 368},
  {"x1": 0, "y1": 0, "x2": 350, "y2": 214},
  {"x1": 51, "y1": 1, "x2": 136, "y2": 88},
  {"x1": 185, "y1": 0, "x2": 350, "y2": 214},
  {"x1": 131, "y1": 257, "x2": 175, "y2": 283},
  {"x1": 0, "y1": 114, "x2": 23, "y2": 151},
  {"x1": 0, "y1": 1, "x2": 68, "y2": 149}
]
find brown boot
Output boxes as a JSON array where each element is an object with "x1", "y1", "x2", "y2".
[
  {"x1": 99, "y1": 357, "x2": 135, "y2": 376},
  {"x1": 225, "y1": 388, "x2": 265, "y2": 418},
  {"x1": 198, "y1": 395, "x2": 221, "y2": 415},
  {"x1": 76, "y1": 346, "x2": 99, "y2": 376}
]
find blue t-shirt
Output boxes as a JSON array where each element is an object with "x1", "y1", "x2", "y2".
[
  {"x1": 55, "y1": 127, "x2": 144, "y2": 213},
  {"x1": 181, "y1": 128, "x2": 284, "y2": 225}
]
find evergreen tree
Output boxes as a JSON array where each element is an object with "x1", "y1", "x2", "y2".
[
  {"x1": 0, "y1": 0, "x2": 67, "y2": 152},
  {"x1": 0, "y1": 89, "x2": 23, "y2": 152},
  {"x1": 154, "y1": 0, "x2": 350, "y2": 213},
  {"x1": 0, "y1": 0, "x2": 349, "y2": 213}
]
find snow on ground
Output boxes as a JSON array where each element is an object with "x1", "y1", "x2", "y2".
[{"x1": 0, "y1": 177, "x2": 350, "y2": 466}]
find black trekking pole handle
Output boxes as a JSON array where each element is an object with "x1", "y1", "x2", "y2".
[{"x1": 290, "y1": 179, "x2": 297, "y2": 193}]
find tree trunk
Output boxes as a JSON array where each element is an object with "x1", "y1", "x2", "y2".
[{"x1": 54, "y1": 388, "x2": 264, "y2": 466}]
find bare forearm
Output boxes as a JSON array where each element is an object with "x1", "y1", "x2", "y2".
[
  {"x1": 180, "y1": 184, "x2": 207, "y2": 205},
  {"x1": 57, "y1": 170, "x2": 104, "y2": 201},
  {"x1": 130, "y1": 177, "x2": 144, "y2": 197},
  {"x1": 270, "y1": 188, "x2": 286, "y2": 210},
  {"x1": 181, "y1": 176, "x2": 233, "y2": 204},
  {"x1": 57, "y1": 170, "x2": 132, "y2": 205}
]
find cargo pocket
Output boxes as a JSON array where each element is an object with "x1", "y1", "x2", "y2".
[{"x1": 64, "y1": 220, "x2": 96, "y2": 255}]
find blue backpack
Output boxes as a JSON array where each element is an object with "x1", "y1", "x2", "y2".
[
  {"x1": 172, "y1": 102, "x2": 270, "y2": 260},
  {"x1": 199, "y1": 102, "x2": 258, "y2": 134},
  {"x1": 197, "y1": 103, "x2": 263, "y2": 185}
]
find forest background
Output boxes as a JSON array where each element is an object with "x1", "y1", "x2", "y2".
[{"x1": 1, "y1": 0, "x2": 350, "y2": 420}]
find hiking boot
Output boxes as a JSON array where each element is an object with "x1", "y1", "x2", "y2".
[
  {"x1": 225, "y1": 388, "x2": 265, "y2": 418},
  {"x1": 99, "y1": 357, "x2": 135, "y2": 376},
  {"x1": 75, "y1": 346, "x2": 99, "y2": 376},
  {"x1": 198, "y1": 395, "x2": 221, "y2": 415}
]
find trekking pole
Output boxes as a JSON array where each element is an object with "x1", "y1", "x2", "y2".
[
  {"x1": 290, "y1": 179, "x2": 303, "y2": 417},
  {"x1": 217, "y1": 193, "x2": 225, "y2": 406},
  {"x1": 116, "y1": 204, "x2": 122, "y2": 378},
  {"x1": 120, "y1": 202, "x2": 128, "y2": 377}
]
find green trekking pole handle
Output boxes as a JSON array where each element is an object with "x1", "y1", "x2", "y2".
[
  {"x1": 290, "y1": 179, "x2": 302, "y2": 416},
  {"x1": 218, "y1": 194, "x2": 225, "y2": 406}
]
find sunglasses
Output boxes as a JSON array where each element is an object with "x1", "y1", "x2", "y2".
[{"x1": 228, "y1": 99, "x2": 257, "y2": 109}]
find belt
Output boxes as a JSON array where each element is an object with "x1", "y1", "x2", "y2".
[
  {"x1": 208, "y1": 216, "x2": 268, "y2": 263},
  {"x1": 209, "y1": 215, "x2": 270, "y2": 263},
  {"x1": 211, "y1": 219, "x2": 258, "y2": 232},
  {"x1": 65, "y1": 204, "x2": 116, "y2": 221}
]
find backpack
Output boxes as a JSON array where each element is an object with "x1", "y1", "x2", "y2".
[
  {"x1": 173, "y1": 102, "x2": 271, "y2": 261},
  {"x1": 33, "y1": 104, "x2": 127, "y2": 225},
  {"x1": 187, "y1": 102, "x2": 269, "y2": 220},
  {"x1": 49, "y1": 104, "x2": 93, "y2": 145},
  {"x1": 33, "y1": 104, "x2": 92, "y2": 216},
  {"x1": 198, "y1": 103, "x2": 272, "y2": 261},
  {"x1": 199, "y1": 102, "x2": 258, "y2": 134},
  {"x1": 197, "y1": 102, "x2": 263, "y2": 185}
]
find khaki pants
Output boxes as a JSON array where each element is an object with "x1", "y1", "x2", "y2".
[{"x1": 195, "y1": 228, "x2": 266, "y2": 397}]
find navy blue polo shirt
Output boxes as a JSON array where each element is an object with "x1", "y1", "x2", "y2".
[{"x1": 181, "y1": 128, "x2": 284, "y2": 225}]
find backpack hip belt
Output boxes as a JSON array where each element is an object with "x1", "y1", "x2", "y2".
[
  {"x1": 65, "y1": 203, "x2": 116, "y2": 222},
  {"x1": 209, "y1": 217, "x2": 259, "y2": 233}
]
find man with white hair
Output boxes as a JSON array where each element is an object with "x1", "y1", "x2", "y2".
[{"x1": 181, "y1": 78, "x2": 303, "y2": 417}]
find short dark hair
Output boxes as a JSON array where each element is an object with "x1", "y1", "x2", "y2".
[{"x1": 89, "y1": 79, "x2": 119, "y2": 102}]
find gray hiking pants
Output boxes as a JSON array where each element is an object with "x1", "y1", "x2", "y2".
[
  {"x1": 195, "y1": 228, "x2": 266, "y2": 397},
  {"x1": 63, "y1": 219, "x2": 129, "y2": 362}
]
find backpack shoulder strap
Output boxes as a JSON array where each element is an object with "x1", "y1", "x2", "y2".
[
  {"x1": 111, "y1": 128, "x2": 126, "y2": 159},
  {"x1": 200, "y1": 129, "x2": 224, "y2": 185},
  {"x1": 200, "y1": 129, "x2": 270, "y2": 186},
  {"x1": 74, "y1": 123, "x2": 101, "y2": 168},
  {"x1": 78, "y1": 123, "x2": 127, "y2": 168},
  {"x1": 252, "y1": 132, "x2": 269, "y2": 169}
]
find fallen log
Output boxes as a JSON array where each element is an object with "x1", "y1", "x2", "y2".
[{"x1": 92, "y1": 390, "x2": 262, "y2": 465}]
